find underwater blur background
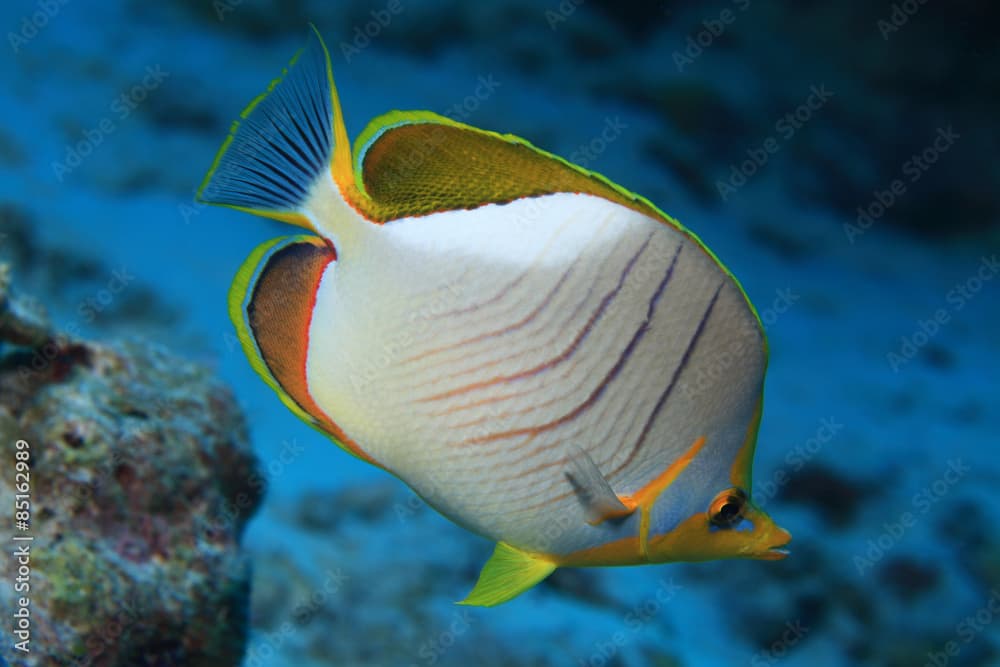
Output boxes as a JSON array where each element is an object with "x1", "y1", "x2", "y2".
[{"x1": 1, "y1": 1, "x2": 998, "y2": 666}]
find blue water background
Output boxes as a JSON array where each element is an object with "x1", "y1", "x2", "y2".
[{"x1": 1, "y1": 2, "x2": 997, "y2": 666}]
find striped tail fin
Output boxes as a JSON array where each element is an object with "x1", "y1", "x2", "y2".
[{"x1": 196, "y1": 25, "x2": 353, "y2": 230}]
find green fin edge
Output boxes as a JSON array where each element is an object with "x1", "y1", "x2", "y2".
[
  {"x1": 195, "y1": 24, "x2": 335, "y2": 230},
  {"x1": 196, "y1": 39, "x2": 309, "y2": 210},
  {"x1": 350, "y1": 110, "x2": 767, "y2": 356},
  {"x1": 227, "y1": 235, "x2": 364, "y2": 461},
  {"x1": 458, "y1": 542, "x2": 557, "y2": 607}
]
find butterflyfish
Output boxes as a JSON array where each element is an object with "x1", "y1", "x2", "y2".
[{"x1": 197, "y1": 28, "x2": 791, "y2": 607}]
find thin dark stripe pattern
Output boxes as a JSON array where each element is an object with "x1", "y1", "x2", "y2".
[
  {"x1": 614, "y1": 279, "x2": 726, "y2": 474},
  {"x1": 457, "y1": 239, "x2": 682, "y2": 450},
  {"x1": 421, "y1": 230, "x2": 656, "y2": 404}
]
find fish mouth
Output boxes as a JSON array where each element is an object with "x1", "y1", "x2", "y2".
[
  {"x1": 759, "y1": 527, "x2": 792, "y2": 561},
  {"x1": 762, "y1": 545, "x2": 790, "y2": 560}
]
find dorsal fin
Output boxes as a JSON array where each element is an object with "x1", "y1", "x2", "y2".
[
  {"x1": 349, "y1": 110, "x2": 670, "y2": 224},
  {"x1": 345, "y1": 111, "x2": 764, "y2": 336}
]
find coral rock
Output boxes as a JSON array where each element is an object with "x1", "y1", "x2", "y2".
[{"x1": 0, "y1": 272, "x2": 263, "y2": 667}]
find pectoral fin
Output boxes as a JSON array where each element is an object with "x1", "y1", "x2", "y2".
[
  {"x1": 458, "y1": 542, "x2": 556, "y2": 607},
  {"x1": 565, "y1": 445, "x2": 636, "y2": 525}
]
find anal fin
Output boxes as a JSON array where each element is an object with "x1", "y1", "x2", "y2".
[{"x1": 458, "y1": 542, "x2": 557, "y2": 607}]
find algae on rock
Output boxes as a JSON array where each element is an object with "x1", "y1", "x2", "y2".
[{"x1": 0, "y1": 267, "x2": 263, "y2": 667}]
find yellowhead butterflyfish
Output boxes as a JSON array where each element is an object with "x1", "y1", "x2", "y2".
[{"x1": 197, "y1": 28, "x2": 791, "y2": 606}]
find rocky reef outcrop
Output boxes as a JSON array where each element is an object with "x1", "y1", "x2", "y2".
[{"x1": 0, "y1": 268, "x2": 263, "y2": 667}]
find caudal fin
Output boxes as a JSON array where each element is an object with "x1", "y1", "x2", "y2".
[{"x1": 196, "y1": 25, "x2": 352, "y2": 228}]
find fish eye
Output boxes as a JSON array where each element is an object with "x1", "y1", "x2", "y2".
[{"x1": 708, "y1": 488, "x2": 747, "y2": 528}]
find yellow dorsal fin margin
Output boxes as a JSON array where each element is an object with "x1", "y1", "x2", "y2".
[
  {"x1": 458, "y1": 542, "x2": 557, "y2": 607},
  {"x1": 346, "y1": 110, "x2": 767, "y2": 344},
  {"x1": 321, "y1": 23, "x2": 353, "y2": 191}
]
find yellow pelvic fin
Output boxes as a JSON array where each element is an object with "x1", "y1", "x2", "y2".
[{"x1": 458, "y1": 542, "x2": 557, "y2": 607}]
